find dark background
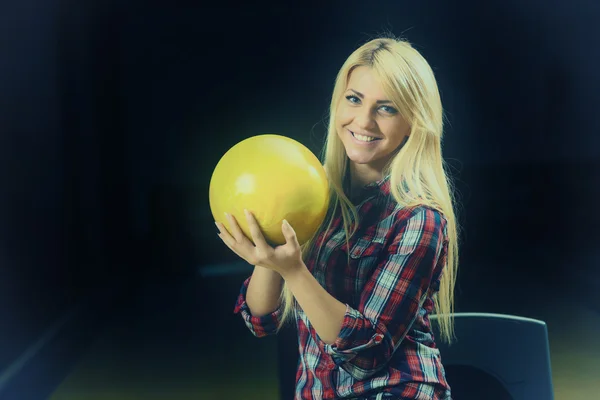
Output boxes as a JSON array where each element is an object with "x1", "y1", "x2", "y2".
[{"x1": 1, "y1": 0, "x2": 599, "y2": 397}]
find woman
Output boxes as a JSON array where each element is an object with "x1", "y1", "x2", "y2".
[{"x1": 217, "y1": 36, "x2": 458, "y2": 400}]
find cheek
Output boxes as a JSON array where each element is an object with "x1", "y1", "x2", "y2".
[
  {"x1": 384, "y1": 120, "x2": 410, "y2": 143},
  {"x1": 336, "y1": 105, "x2": 353, "y2": 126}
]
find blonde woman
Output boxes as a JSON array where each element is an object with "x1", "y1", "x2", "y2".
[{"x1": 217, "y1": 36, "x2": 458, "y2": 400}]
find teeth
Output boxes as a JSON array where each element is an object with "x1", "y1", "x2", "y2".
[{"x1": 353, "y1": 132, "x2": 377, "y2": 142}]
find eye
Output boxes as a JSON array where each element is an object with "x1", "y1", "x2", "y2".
[
  {"x1": 345, "y1": 95, "x2": 360, "y2": 104},
  {"x1": 379, "y1": 105, "x2": 398, "y2": 114}
]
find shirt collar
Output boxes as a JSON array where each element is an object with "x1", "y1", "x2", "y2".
[
  {"x1": 363, "y1": 173, "x2": 391, "y2": 195},
  {"x1": 344, "y1": 171, "x2": 392, "y2": 202}
]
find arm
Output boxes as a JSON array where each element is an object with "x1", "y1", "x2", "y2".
[
  {"x1": 284, "y1": 264, "x2": 347, "y2": 344},
  {"x1": 233, "y1": 265, "x2": 284, "y2": 337},
  {"x1": 285, "y1": 207, "x2": 446, "y2": 380},
  {"x1": 246, "y1": 265, "x2": 284, "y2": 316}
]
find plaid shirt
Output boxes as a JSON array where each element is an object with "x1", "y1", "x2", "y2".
[{"x1": 234, "y1": 175, "x2": 452, "y2": 400}]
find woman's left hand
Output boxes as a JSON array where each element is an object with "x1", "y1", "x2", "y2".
[{"x1": 216, "y1": 209, "x2": 304, "y2": 278}]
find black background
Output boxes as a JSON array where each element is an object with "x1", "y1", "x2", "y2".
[{"x1": 1, "y1": 0, "x2": 599, "y2": 395}]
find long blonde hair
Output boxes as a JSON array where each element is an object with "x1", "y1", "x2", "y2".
[{"x1": 276, "y1": 36, "x2": 459, "y2": 344}]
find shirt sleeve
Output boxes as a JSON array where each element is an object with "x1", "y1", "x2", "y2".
[
  {"x1": 314, "y1": 206, "x2": 447, "y2": 380},
  {"x1": 233, "y1": 276, "x2": 283, "y2": 337}
]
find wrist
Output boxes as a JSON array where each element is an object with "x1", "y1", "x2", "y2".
[
  {"x1": 255, "y1": 264, "x2": 282, "y2": 276},
  {"x1": 281, "y1": 261, "x2": 308, "y2": 282}
]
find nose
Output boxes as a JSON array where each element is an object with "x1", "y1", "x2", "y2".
[{"x1": 354, "y1": 108, "x2": 377, "y2": 131}]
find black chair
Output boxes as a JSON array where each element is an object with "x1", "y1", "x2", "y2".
[{"x1": 430, "y1": 312, "x2": 555, "y2": 400}]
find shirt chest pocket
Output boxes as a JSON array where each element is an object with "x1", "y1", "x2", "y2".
[{"x1": 349, "y1": 236, "x2": 385, "y2": 299}]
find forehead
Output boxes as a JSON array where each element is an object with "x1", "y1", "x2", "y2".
[{"x1": 346, "y1": 66, "x2": 388, "y2": 99}]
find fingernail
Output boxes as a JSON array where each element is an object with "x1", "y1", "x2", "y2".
[
  {"x1": 224, "y1": 212, "x2": 229, "y2": 218},
  {"x1": 244, "y1": 209, "x2": 249, "y2": 216}
]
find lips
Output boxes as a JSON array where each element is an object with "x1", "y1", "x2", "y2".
[{"x1": 350, "y1": 130, "x2": 382, "y2": 140}]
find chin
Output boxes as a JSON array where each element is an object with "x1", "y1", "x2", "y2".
[{"x1": 347, "y1": 155, "x2": 376, "y2": 165}]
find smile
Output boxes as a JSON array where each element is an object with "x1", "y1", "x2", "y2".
[{"x1": 349, "y1": 130, "x2": 382, "y2": 145}]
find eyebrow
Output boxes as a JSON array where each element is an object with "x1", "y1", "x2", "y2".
[{"x1": 348, "y1": 89, "x2": 392, "y2": 104}]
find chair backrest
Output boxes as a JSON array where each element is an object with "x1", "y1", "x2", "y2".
[{"x1": 430, "y1": 312, "x2": 554, "y2": 400}]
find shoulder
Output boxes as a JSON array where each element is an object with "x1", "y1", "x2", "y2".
[
  {"x1": 391, "y1": 204, "x2": 447, "y2": 237},
  {"x1": 393, "y1": 204, "x2": 447, "y2": 224}
]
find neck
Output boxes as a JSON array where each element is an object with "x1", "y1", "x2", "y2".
[{"x1": 349, "y1": 162, "x2": 383, "y2": 197}]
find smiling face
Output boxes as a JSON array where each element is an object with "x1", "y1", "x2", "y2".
[{"x1": 335, "y1": 66, "x2": 411, "y2": 178}]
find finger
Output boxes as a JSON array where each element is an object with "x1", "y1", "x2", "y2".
[
  {"x1": 218, "y1": 234, "x2": 247, "y2": 260},
  {"x1": 217, "y1": 218, "x2": 258, "y2": 262},
  {"x1": 215, "y1": 221, "x2": 235, "y2": 243},
  {"x1": 224, "y1": 212, "x2": 247, "y2": 243},
  {"x1": 217, "y1": 222, "x2": 251, "y2": 256},
  {"x1": 282, "y1": 219, "x2": 300, "y2": 247},
  {"x1": 244, "y1": 209, "x2": 270, "y2": 249}
]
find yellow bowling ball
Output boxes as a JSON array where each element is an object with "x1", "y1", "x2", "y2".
[{"x1": 209, "y1": 134, "x2": 330, "y2": 246}]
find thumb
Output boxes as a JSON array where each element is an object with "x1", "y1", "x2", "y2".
[{"x1": 282, "y1": 219, "x2": 299, "y2": 244}]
